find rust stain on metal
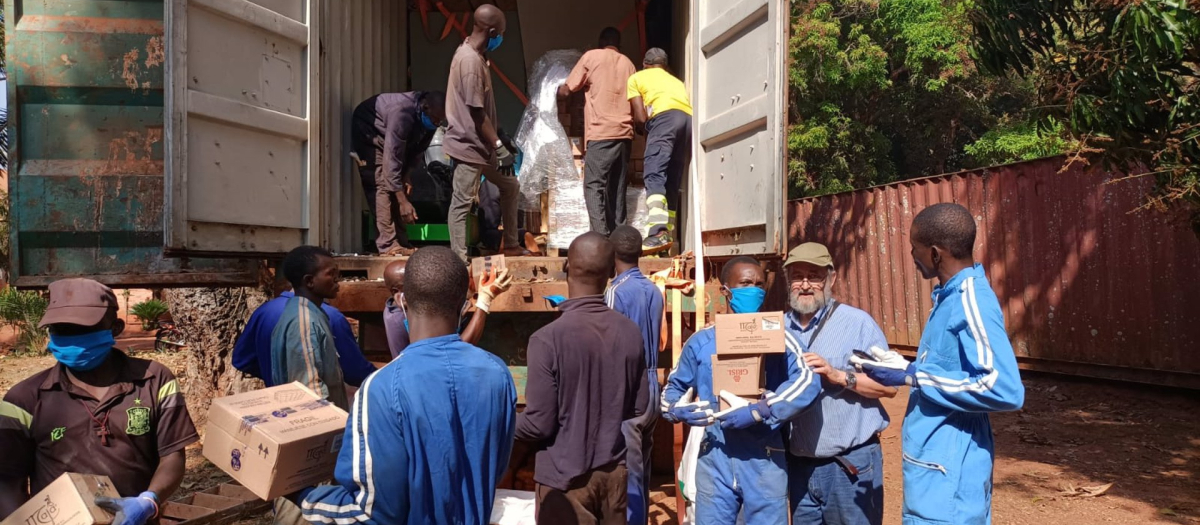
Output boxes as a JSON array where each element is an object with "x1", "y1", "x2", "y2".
[
  {"x1": 788, "y1": 156, "x2": 1200, "y2": 379},
  {"x1": 144, "y1": 36, "x2": 165, "y2": 68},
  {"x1": 121, "y1": 48, "x2": 141, "y2": 90}
]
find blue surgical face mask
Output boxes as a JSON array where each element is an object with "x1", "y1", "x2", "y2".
[
  {"x1": 419, "y1": 111, "x2": 437, "y2": 131},
  {"x1": 726, "y1": 286, "x2": 767, "y2": 314},
  {"x1": 48, "y1": 330, "x2": 116, "y2": 371},
  {"x1": 486, "y1": 34, "x2": 503, "y2": 52}
]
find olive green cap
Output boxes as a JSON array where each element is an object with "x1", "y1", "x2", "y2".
[{"x1": 784, "y1": 242, "x2": 833, "y2": 269}]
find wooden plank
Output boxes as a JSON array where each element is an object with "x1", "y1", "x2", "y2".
[
  {"x1": 161, "y1": 501, "x2": 216, "y2": 521},
  {"x1": 191, "y1": 493, "x2": 242, "y2": 511},
  {"x1": 214, "y1": 484, "x2": 259, "y2": 501}
]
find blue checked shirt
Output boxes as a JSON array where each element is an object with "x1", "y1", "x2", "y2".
[{"x1": 786, "y1": 301, "x2": 890, "y2": 458}]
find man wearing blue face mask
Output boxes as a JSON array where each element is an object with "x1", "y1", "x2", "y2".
[
  {"x1": 660, "y1": 257, "x2": 822, "y2": 525},
  {"x1": 351, "y1": 90, "x2": 447, "y2": 256},
  {"x1": 0, "y1": 279, "x2": 199, "y2": 525}
]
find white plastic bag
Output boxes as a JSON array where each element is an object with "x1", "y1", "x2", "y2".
[
  {"x1": 489, "y1": 489, "x2": 536, "y2": 525},
  {"x1": 677, "y1": 425, "x2": 705, "y2": 503}
]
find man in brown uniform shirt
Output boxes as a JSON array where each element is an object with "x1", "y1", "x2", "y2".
[
  {"x1": 0, "y1": 279, "x2": 199, "y2": 524},
  {"x1": 559, "y1": 28, "x2": 638, "y2": 235},
  {"x1": 444, "y1": 3, "x2": 531, "y2": 263}
]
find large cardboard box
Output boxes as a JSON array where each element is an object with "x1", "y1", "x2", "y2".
[
  {"x1": 712, "y1": 355, "x2": 765, "y2": 397},
  {"x1": 203, "y1": 383, "x2": 349, "y2": 500},
  {"x1": 0, "y1": 473, "x2": 119, "y2": 525},
  {"x1": 715, "y1": 311, "x2": 786, "y2": 355}
]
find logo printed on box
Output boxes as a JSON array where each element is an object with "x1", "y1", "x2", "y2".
[
  {"x1": 230, "y1": 449, "x2": 242, "y2": 471},
  {"x1": 26, "y1": 495, "x2": 59, "y2": 525},
  {"x1": 727, "y1": 369, "x2": 749, "y2": 383},
  {"x1": 738, "y1": 319, "x2": 758, "y2": 334},
  {"x1": 761, "y1": 315, "x2": 781, "y2": 331}
]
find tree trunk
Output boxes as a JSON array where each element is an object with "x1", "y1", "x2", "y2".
[{"x1": 164, "y1": 287, "x2": 269, "y2": 425}]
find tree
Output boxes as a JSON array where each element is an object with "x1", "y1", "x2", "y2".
[
  {"x1": 786, "y1": 0, "x2": 1072, "y2": 198},
  {"x1": 972, "y1": 0, "x2": 1200, "y2": 233}
]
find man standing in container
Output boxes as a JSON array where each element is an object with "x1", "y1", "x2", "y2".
[
  {"x1": 351, "y1": 91, "x2": 447, "y2": 256},
  {"x1": 444, "y1": 3, "x2": 530, "y2": 263},
  {"x1": 605, "y1": 225, "x2": 663, "y2": 525},
  {"x1": 559, "y1": 27, "x2": 638, "y2": 236},
  {"x1": 660, "y1": 256, "x2": 822, "y2": 525},
  {"x1": 853, "y1": 203, "x2": 1025, "y2": 525},
  {"x1": 782, "y1": 242, "x2": 897, "y2": 525},
  {"x1": 515, "y1": 232, "x2": 648, "y2": 523},
  {"x1": 627, "y1": 48, "x2": 692, "y2": 254},
  {"x1": 0, "y1": 279, "x2": 199, "y2": 525},
  {"x1": 297, "y1": 246, "x2": 517, "y2": 524}
]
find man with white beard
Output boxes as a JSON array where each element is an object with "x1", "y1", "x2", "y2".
[{"x1": 782, "y1": 243, "x2": 897, "y2": 525}]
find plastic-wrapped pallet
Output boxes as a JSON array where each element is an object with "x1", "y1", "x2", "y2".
[
  {"x1": 625, "y1": 185, "x2": 650, "y2": 236},
  {"x1": 514, "y1": 50, "x2": 589, "y2": 250}
]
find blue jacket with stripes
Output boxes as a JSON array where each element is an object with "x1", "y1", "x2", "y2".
[
  {"x1": 901, "y1": 264, "x2": 1024, "y2": 525},
  {"x1": 300, "y1": 334, "x2": 517, "y2": 525}
]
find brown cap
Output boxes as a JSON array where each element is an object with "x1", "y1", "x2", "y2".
[
  {"x1": 39, "y1": 278, "x2": 119, "y2": 328},
  {"x1": 784, "y1": 242, "x2": 834, "y2": 269}
]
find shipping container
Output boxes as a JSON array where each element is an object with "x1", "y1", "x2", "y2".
[{"x1": 5, "y1": 0, "x2": 792, "y2": 287}]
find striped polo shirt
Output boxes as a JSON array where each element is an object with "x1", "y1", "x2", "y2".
[{"x1": 786, "y1": 301, "x2": 890, "y2": 458}]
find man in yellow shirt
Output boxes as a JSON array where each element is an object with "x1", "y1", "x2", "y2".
[{"x1": 627, "y1": 48, "x2": 693, "y2": 254}]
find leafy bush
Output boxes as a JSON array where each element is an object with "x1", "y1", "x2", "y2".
[
  {"x1": 130, "y1": 299, "x2": 170, "y2": 331},
  {"x1": 0, "y1": 287, "x2": 49, "y2": 355}
]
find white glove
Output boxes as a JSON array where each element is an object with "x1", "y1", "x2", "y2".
[
  {"x1": 849, "y1": 345, "x2": 911, "y2": 370},
  {"x1": 711, "y1": 390, "x2": 751, "y2": 419},
  {"x1": 475, "y1": 268, "x2": 512, "y2": 313},
  {"x1": 666, "y1": 387, "x2": 716, "y2": 426}
]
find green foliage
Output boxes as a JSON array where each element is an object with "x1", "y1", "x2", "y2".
[
  {"x1": 0, "y1": 287, "x2": 49, "y2": 355},
  {"x1": 785, "y1": 0, "x2": 1071, "y2": 199},
  {"x1": 965, "y1": 119, "x2": 1075, "y2": 165},
  {"x1": 130, "y1": 299, "x2": 170, "y2": 331},
  {"x1": 972, "y1": 0, "x2": 1200, "y2": 233}
]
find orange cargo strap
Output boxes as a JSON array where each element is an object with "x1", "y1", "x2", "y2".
[
  {"x1": 616, "y1": 0, "x2": 650, "y2": 59},
  {"x1": 431, "y1": 1, "x2": 530, "y2": 106}
]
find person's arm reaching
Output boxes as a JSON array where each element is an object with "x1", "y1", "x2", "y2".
[
  {"x1": 383, "y1": 108, "x2": 418, "y2": 224},
  {"x1": 146, "y1": 451, "x2": 185, "y2": 500},
  {"x1": 913, "y1": 284, "x2": 1025, "y2": 412},
  {"x1": 463, "y1": 268, "x2": 512, "y2": 345},
  {"x1": 514, "y1": 334, "x2": 558, "y2": 443},
  {"x1": 303, "y1": 375, "x2": 409, "y2": 524},
  {"x1": 328, "y1": 310, "x2": 377, "y2": 387},
  {"x1": 627, "y1": 75, "x2": 648, "y2": 134},
  {"x1": 761, "y1": 331, "x2": 822, "y2": 423}
]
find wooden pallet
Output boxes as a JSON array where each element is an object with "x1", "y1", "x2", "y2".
[{"x1": 161, "y1": 483, "x2": 271, "y2": 525}]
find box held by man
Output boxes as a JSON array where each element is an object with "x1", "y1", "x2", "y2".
[
  {"x1": 712, "y1": 355, "x2": 765, "y2": 398},
  {"x1": 715, "y1": 311, "x2": 786, "y2": 355},
  {"x1": 203, "y1": 382, "x2": 348, "y2": 500},
  {"x1": 0, "y1": 473, "x2": 119, "y2": 525}
]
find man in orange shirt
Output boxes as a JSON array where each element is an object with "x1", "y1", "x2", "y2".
[{"x1": 559, "y1": 28, "x2": 638, "y2": 236}]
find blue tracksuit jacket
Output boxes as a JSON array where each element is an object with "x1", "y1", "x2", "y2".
[
  {"x1": 301, "y1": 334, "x2": 517, "y2": 524},
  {"x1": 902, "y1": 264, "x2": 1024, "y2": 525},
  {"x1": 662, "y1": 327, "x2": 821, "y2": 525}
]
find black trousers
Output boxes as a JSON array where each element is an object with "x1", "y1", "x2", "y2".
[{"x1": 583, "y1": 139, "x2": 631, "y2": 235}]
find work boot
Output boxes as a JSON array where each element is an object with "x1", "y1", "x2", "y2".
[{"x1": 642, "y1": 231, "x2": 673, "y2": 255}]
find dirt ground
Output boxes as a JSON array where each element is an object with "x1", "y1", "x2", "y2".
[{"x1": 2, "y1": 349, "x2": 1196, "y2": 524}]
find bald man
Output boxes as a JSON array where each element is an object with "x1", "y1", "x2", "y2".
[
  {"x1": 445, "y1": 4, "x2": 530, "y2": 262},
  {"x1": 381, "y1": 258, "x2": 513, "y2": 359},
  {"x1": 515, "y1": 232, "x2": 648, "y2": 523}
]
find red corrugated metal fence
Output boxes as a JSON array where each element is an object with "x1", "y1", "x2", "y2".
[{"x1": 787, "y1": 156, "x2": 1200, "y2": 387}]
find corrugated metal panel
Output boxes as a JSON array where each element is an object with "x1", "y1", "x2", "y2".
[
  {"x1": 4, "y1": 0, "x2": 255, "y2": 287},
  {"x1": 319, "y1": 0, "x2": 407, "y2": 253},
  {"x1": 788, "y1": 156, "x2": 1200, "y2": 386}
]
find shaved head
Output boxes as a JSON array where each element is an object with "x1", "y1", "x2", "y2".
[
  {"x1": 384, "y1": 259, "x2": 407, "y2": 295},
  {"x1": 566, "y1": 232, "x2": 615, "y2": 295},
  {"x1": 472, "y1": 4, "x2": 506, "y2": 35}
]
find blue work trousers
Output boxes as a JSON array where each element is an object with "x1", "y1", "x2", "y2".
[
  {"x1": 694, "y1": 435, "x2": 789, "y2": 525},
  {"x1": 621, "y1": 374, "x2": 660, "y2": 525},
  {"x1": 789, "y1": 441, "x2": 884, "y2": 525}
]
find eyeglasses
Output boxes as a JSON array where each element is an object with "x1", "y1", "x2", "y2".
[{"x1": 790, "y1": 276, "x2": 827, "y2": 288}]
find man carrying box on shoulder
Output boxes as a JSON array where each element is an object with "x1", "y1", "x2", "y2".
[
  {"x1": 0, "y1": 279, "x2": 199, "y2": 524},
  {"x1": 660, "y1": 257, "x2": 822, "y2": 525}
]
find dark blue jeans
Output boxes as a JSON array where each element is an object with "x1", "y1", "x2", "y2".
[
  {"x1": 789, "y1": 441, "x2": 885, "y2": 525},
  {"x1": 642, "y1": 110, "x2": 692, "y2": 236}
]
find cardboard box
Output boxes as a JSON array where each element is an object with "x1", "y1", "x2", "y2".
[
  {"x1": 712, "y1": 355, "x2": 765, "y2": 397},
  {"x1": 472, "y1": 254, "x2": 507, "y2": 281},
  {"x1": 715, "y1": 311, "x2": 786, "y2": 355},
  {"x1": 203, "y1": 383, "x2": 349, "y2": 500},
  {"x1": 0, "y1": 473, "x2": 119, "y2": 525}
]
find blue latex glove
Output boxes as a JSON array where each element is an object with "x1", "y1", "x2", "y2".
[
  {"x1": 543, "y1": 295, "x2": 567, "y2": 308},
  {"x1": 716, "y1": 398, "x2": 772, "y2": 430},
  {"x1": 850, "y1": 346, "x2": 917, "y2": 387},
  {"x1": 95, "y1": 492, "x2": 157, "y2": 525},
  {"x1": 664, "y1": 388, "x2": 715, "y2": 426}
]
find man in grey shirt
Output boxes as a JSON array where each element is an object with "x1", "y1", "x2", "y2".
[
  {"x1": 443, "y1": 3, "x2": 530, "y2": 262},
  {"x1": 783, "y1": 243, "x2": 897, "y2": 525}
]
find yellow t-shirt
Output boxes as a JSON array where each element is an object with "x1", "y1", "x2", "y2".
[{"x1": 626, "y1": 68, "x2": 693, "y2": 119}]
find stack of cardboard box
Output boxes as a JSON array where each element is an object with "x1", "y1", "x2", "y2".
[{"x1": 713, "y1": 311, "x2": 787, "y2": 411}]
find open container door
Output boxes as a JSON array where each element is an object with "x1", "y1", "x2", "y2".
[
  {"x1": 690, "y1": 0, "x2": 788, "y2": 257},
  {"x1": 165, "y1": 0, "x2": 320, "y2": 256}
]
